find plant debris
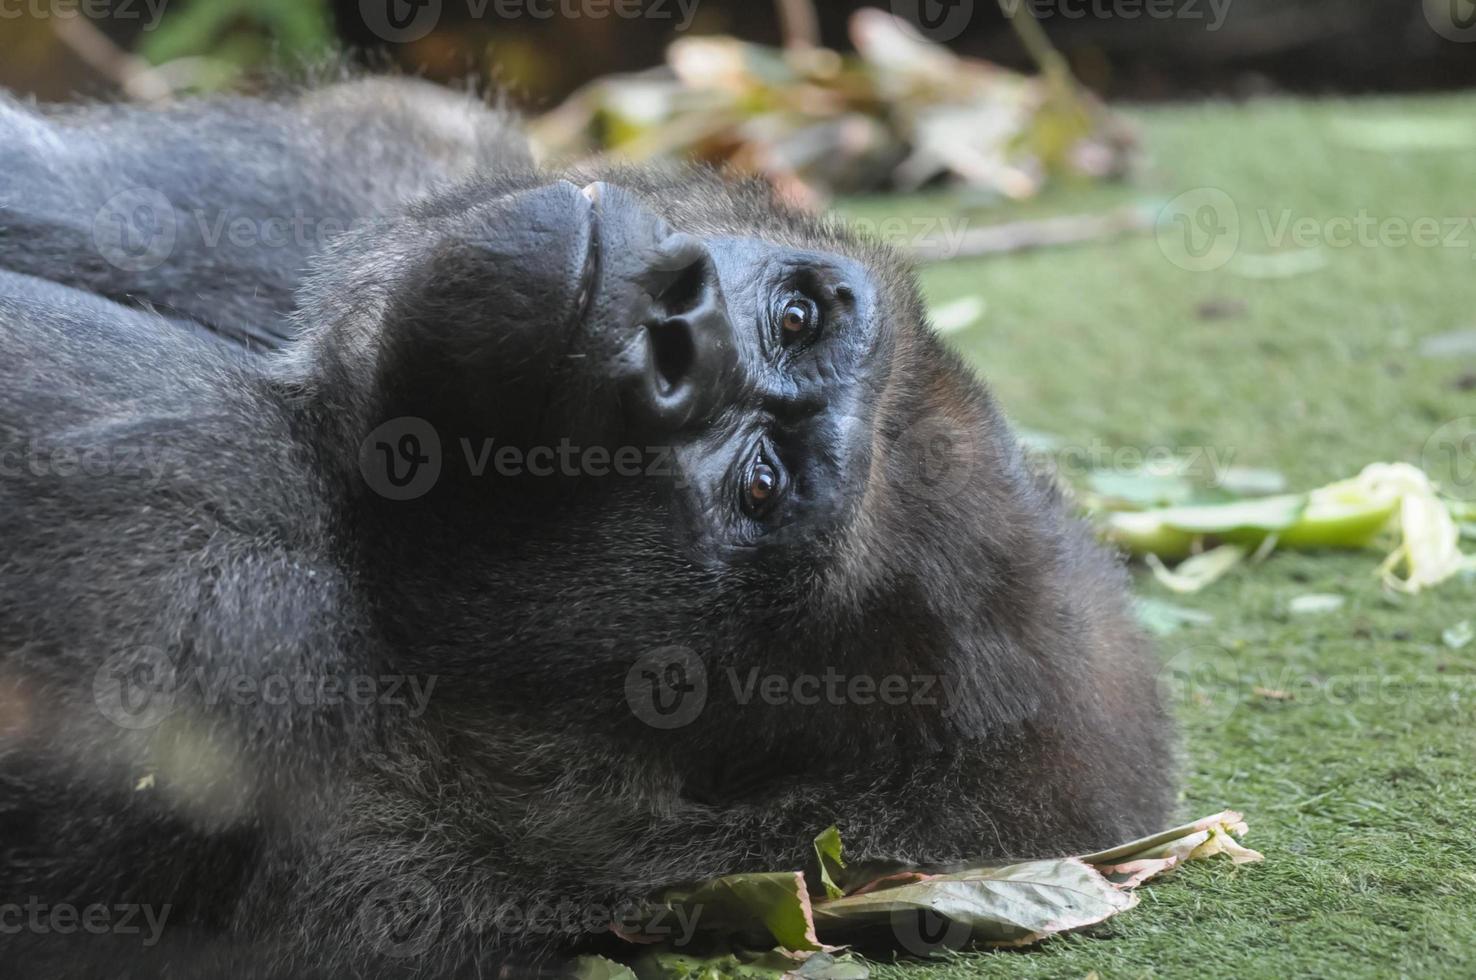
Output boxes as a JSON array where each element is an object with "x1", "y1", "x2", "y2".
[
  {"x1": 531, "y1": 7, "x2": 1134, "y2": 208},
  {"x1": 576, "y1": 812, "x2": 1260, "y2": 979},
  {"x1": 1091, "y1": 461, "x2": 1476, "y2": 594}
]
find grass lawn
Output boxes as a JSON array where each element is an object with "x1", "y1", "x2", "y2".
[{"x1": 841, "y1": 94, "x2": 1476, "y2": 979}]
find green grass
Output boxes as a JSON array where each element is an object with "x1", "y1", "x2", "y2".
[{"x1": 844, "y1": 95, "x2": 1476, "y2": 979}]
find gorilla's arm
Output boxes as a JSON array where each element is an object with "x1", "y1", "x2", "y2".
[{"x1": 0, "y1": 79, "x2": 529, "y2": 347}]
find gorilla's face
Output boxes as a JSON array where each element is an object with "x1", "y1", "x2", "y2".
[{"x1": 321, "y1": 169, "x2": 1019, "y2": 774}]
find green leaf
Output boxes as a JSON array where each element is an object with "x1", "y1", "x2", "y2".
[
  {"x1": 630, "y1": 950, "x2": 869, "y2": 980},
  {"x1": 1142, "y1": 494, "x2": 1310, "y2": 536},
  {"x1": 573, "y1": 955, "x2": 640, "y2": 980},
  {"x1": 813, "y1": 827, "x2": 847, "y2": 900},
  {"x1": 642, "y1": 872, "x2": 830, "y2": 953}
]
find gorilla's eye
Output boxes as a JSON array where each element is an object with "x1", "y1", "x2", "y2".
[
  {"x1": 741, "y1": 445, "x2": 786, "y2": 517},
  {"x1": 778, "y1": 297, "x2": 819, "y2": 346}
]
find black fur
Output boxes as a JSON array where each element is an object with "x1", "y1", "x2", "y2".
[{"x1": 0, "y1": 80, "x2": 1176, "y2": 977}]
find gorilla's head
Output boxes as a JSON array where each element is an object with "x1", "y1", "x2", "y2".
[{"x1": 296, "y1": 168, "x2": 1077, "y2": 801}]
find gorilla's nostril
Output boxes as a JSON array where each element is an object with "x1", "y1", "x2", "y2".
[
  {"x1": 658, "y1": 258, "x2": 707, "y2": 315},
  {"x1": 647, "y1": 320, "x2": 696, "y2": 395}
]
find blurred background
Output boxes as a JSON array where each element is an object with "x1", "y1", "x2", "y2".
[
  {"x1": 7, "y1": 0, "x2": 1475, "y2": 213},
  {"x1": 4, "y1": 0, "x2": 1476, "y2": 105}
]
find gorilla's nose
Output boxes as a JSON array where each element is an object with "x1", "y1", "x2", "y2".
[
  {"x1": 635, "y1": 232, "x2": 735, "y2": 431},
  {"x1": 579, "y1": 182, "x2": 737, "y2": 434}
]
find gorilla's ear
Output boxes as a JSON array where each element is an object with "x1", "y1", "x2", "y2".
[{"x1": 367, "y1": 182, "x2": 598, "y2": 440}]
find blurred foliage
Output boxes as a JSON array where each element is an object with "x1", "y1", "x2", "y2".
[
  {"x1": 534, "y1": 8, "x2": 1135, "y2": 206},
  {"x1": 138, "y1": 0, "x2": 333, "y2": 90}
]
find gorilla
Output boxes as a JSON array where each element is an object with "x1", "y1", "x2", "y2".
[{"x1": 0, "y1": 79, "x2": 1175, "y2": 976}]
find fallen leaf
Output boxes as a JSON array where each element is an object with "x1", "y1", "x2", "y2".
[
  {"x1": 1288, "y1": 593, "x2": 1345, "y2": 615},
  {"x1": 813, "y1": 858, "x2": 1136, "y2": 949},
  {"x1": 814, "y1": 827, "x2": 847, "y2": 900},
  {"x1": 1216, "y1": 467, "x2": 1287, "y2": 497},
  {"x1": 1230, "y1": 250, "x2": 1329, "y2": 279},
  {"x1": 929, "y1": 296, "x2": 986, "y2": 335},
  {"x1": 632, "y1": 872, "x2": 834, "y2": 953},
  {"x1": 1147, "y1": 544, "x2": 1248, "y2": 594},
  {"x1": 1418, "y1": 329, "x2": 1476, "y2": 359},
  {"x1": 1134, "y1": 597, "x2": 1214, "y2": 636}
]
